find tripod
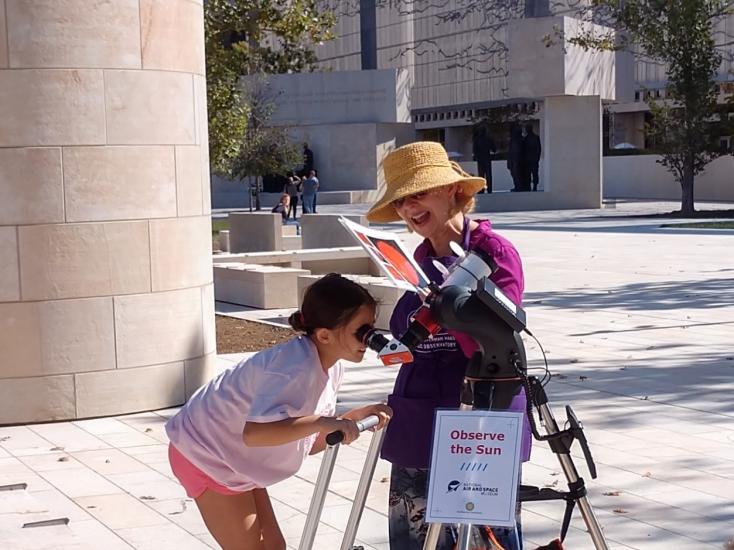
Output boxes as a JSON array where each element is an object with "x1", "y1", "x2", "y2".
[
  {"x1": 356, "y1": 248, "x2": 611, "y2": 550},
  {"x1": 422, "y1": 373, "x2": 609, "y2": 550},
  {"x1": 419, "y1": 278, "x2": 610, "y2": 550}
]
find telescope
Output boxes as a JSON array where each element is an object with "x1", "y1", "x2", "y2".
[{"x1": 357, "y1": 248, "x2": 610, "y2": 550}]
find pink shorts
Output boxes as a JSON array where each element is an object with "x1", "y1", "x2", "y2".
[{"x1": 168, "y1": 443, "x2": 241, "y2": 499}]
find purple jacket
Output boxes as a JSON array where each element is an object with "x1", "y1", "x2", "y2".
[{"x1": 380, "y1": 219, "x2": 532, "y2": 469}]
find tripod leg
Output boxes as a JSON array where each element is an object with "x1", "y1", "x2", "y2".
[
  {"x1": 339, "y1": 428, "x2": 388, "y2": 550},
  {"x1": 536, "y1": 401, "x2": 609, "y2": 550},
  {"x1": 456, "y1": 523, "x2": 472, "y2": 550},
  {"x1": 423, "y1": 522, "x2": 442, "y2": 550},
  {"x1": 299, "y1": 445, "x2": 340, "y2": 550}
]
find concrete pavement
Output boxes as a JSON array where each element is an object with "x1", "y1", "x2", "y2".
[{"x1": 2, "y1": 200, "x2": 733, "y2": 549}]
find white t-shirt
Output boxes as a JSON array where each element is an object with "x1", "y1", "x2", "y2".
[{"x1": 166, "y1": 336, "x2": 343, "y2": 491}]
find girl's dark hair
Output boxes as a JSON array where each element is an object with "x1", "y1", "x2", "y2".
[{"x1": 288, "y1": 273, "x2": 376, "y2": 334}]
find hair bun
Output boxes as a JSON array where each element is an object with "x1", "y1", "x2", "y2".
[{"x1": 288, "y1": 310, "x2": 306, "y2": 332}]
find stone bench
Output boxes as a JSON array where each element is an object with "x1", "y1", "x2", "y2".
[
  {"x1": 214, "y1": 263, "x2": 309, "y2": 309},
  {"x1": 300, "y1": 214, "x2": 368, "y2": 249},
  {"x1": 297, "y1": 274, "x2": 404, "y2": 331},
  {"x1": 213, "y1": 246, "x2": 378, "y2": 275},
  {"x1": 228, "y1": 212, "x2": 283, "y2": 252}
]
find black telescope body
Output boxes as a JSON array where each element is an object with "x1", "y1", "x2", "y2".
[{"x1": 430, "y1": 277, "x2": 527, "y2": 382}]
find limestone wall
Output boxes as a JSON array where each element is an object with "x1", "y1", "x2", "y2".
[
  {"x1": 604, "y1": 155, "x2": 734, "y2": 202},
  {"x1": 0, "y1": 0, "x2": 215, "y2": 423}
]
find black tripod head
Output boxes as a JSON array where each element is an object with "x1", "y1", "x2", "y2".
[{"x1": 430, "y1": 276, "x2": 527, "y2": 381}]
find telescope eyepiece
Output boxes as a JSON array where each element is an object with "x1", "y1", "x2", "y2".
[{"x1": 355, "y1": 324, "x2": 390, "y2": 353}]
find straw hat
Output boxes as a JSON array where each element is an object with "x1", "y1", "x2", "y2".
[{"x1": 366, "y1": 141, "x2": 486, "y2": 223}]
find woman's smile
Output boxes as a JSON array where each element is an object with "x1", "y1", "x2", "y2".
[{"x1": 410, "y1": 211, "x2": 430, "y2": 225}]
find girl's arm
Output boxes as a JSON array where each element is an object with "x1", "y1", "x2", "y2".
[
  {"x1": 243, "y1": 415, "x2": 359, "y2": 447},
  {"x1": 342, "y1": 403, "x2": 392, "y2": 430},
  {"x1": 309, "y1": 431, "x2": 328, "y2": 455},
  {"x1": 310, "y1": 403, "x2": 392, "y2": 455}
]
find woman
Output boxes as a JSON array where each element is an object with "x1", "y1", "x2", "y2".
[
  {"x1": 284, "y1": 174, "x2": 301, "y2": 220},
  {"x1": 366, "y1": 142, "x2": 530, "y2": 550}
]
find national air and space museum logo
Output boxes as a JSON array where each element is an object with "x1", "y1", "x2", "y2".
[{"x1": 447, "y1": 478, "x2": 500, "y2": 497}]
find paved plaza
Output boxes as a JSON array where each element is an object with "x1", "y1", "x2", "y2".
[{"x1": 1, "y1": 200, "x2": 733, "y2": 549}]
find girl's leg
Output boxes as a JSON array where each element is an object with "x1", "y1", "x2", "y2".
[
  {"x1": 194, "y1": 488, "x2": 265, "y2": 550},
  {"x1": 252, "y1": 488, "x2": 286, "y2": 550}
]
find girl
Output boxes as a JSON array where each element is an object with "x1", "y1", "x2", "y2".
[
  {"x1": 270, "y1": 192, "x2": 290, "y2": 222},
  {"x1": 166, "y1": 273, "x2": 392, "y2": 550}
]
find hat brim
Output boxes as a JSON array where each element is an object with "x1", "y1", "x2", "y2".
[{"x1": 366, "y1": 171, "x2": 486, "y2": 223}]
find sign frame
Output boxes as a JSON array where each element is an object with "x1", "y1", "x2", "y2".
[{"x1": 425, "y1": 409, "x2": 524, "y2": 527}]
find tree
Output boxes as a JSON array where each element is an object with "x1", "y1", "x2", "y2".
[
  {"x1": 569, "y1": 0, "x2": 734, "y2": 214},
  {"x1": 204, "y1": 0, "x2": 334, "y2": 196},
  {"x1": 232, "y1": 78, "x2": 301, "y2": 211}
]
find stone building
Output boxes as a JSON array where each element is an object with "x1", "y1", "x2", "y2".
[
  {"x1": 0, "y1": 0, "x2": 215, "y2": 423},
  {"x1": 303, "y1": 0, "x2": 734, "y2": 202}
]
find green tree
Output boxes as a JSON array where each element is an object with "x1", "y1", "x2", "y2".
[
  {"x1": 571, "y1": 1, "x2": 734, "y2": 214},
  {"x1": 204, "y1": 0, "x2": 334, "y2": 197},
  {"x1": 232, "y1": 78, "x2": 301, "y2": 211}
]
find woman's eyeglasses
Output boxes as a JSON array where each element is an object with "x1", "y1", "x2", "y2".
[{"x1": 392, "y1": 191, "x2": 429, "y2": 209}]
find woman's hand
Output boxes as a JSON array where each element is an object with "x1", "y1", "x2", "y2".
[
  {"x1": 343, "y1": 403, "x2": 393, "y2": 431},
  {"x1": 319, "y1": 416, "x2": 361, "y2": 445}
]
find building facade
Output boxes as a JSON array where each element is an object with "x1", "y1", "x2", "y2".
[{"x1": 315, "y1": 1, "x2": 734, "y2": 160}]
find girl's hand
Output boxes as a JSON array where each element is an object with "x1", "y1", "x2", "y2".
[
  {"x1": 344, "y1": 404, "x2": 393, "y2": 431},
  {"x1": 320, "y1": 416, "x2": 360, "y2": 445}
]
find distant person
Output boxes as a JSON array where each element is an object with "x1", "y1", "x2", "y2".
[
  {"x1": 524, "y1": 123, "x2": 542, "y2": 191},
  {"x1": 165, "y1": 274, "x2": 391, "y2": 550},
  {"x1": 472, "y1": 125, "x2": 498, "y2": 193},
  {"x1": 300, "y1": 143, "x2": 315, "y2": 178},
  {"x1": 284, "y1": 174, "x2": 301, "y2": 220},
  {"x1": 301, "y1": 170, "x2": 320, "y2": 214},
  {"x1": 507, "y1": 125, "x2": 525, "y2": 191},
  {"x1": 271, "y1": 193, "x2": 290, "y2": 222},
  {"x1": 312, "y1": 170, "x2": 319, "y2": 213}
]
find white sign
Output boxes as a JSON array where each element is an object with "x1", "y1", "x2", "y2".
[{"x1": 426, "y1": 410, "x2": 523, "y2": 527}]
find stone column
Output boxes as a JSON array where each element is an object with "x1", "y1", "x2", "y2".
[
  {"x1": 543, "y1": 95, "x2": 603, "y2": 208},
  {"x1": 0, "y1": 0, "x2": 215, "y2": 423}
]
